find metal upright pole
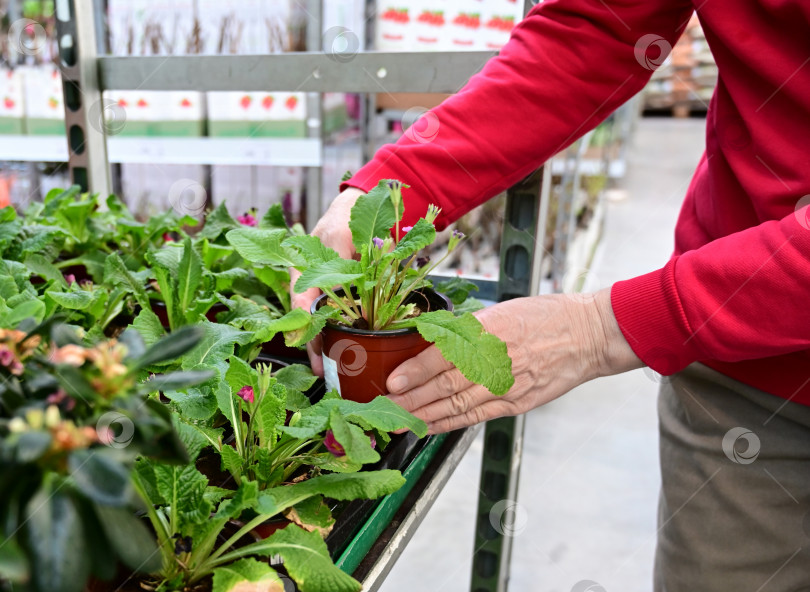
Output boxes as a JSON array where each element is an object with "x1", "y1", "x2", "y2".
[
  {"x1": 304, "y1": 0, "x2": 323, "y2": 231},
  {"x1": 54, "y1": 0, "x2": 111, "y2": 195}
]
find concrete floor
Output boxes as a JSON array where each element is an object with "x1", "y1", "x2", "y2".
[{"x1": 378, "y1": 117, "x2": 708, "y2": 592}]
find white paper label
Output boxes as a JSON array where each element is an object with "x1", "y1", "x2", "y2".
[{"x1": 322, "y1": 354, "x2": 341, "y2": 395}]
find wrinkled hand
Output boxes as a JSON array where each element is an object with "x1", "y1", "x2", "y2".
[
  {"x1": 290, "y1": 187, "x2": 364, "y2": 376},
  {"x1": 386, "y1": 289, "x2": 642, "y2": 434}
]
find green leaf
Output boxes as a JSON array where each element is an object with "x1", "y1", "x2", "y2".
[
  {"x1": 225, "y1": 355, "x2": 258, "y2": 397},
  {"x1": 25, "y1": 486, "x2": 90, "y2": 592},
  {"x1": 254, "y1": 380, "x2": 287, "y2": 449},
  {"x1": 212, "y1": 558, "x2": 283, "y2": 592},
  {"x1": 253, "y1": 307, "x2": 311, "y2": 344},
  {"x1": 180, "y1": 322, "x2": 251, "y2": 375},
  {"x1": 164, "y1": 385, "x2": 219, "y2": 420},
  {"x1": 199, "y1": 201, "x2": 239, "y2": 240},
  {"x1": 103, "y1": 252, "x2": 150, "y2": 309},
  {"x1": 226, "y1": 227, "x2": 305, "y2": 267},
  {"x1": 329, "y1": 407, "x2": 380, "y2": 464},
  {"x1": 68, "y1": 449, "x2": 132, "y2": 506},
  {"x1": 349, "y1": 180, "x2": 398, "y2": 255},
  {"x1": 239, "y1": 525, "x2": 360, "y2": 592},
  {"x1": 391, "y1": 218, "x2": 435, "y2": 260},
  {"x1": 282, "y1": 235, "x2": 340, "y2": 265},
  {"x1": 435, "y1": 277, "x2": 479, "y2": 305},
  {"x1": 154, "y1": 461, "x2": 212, "y2": 526},
  {"x1": 260, "y1": 203, "x2": 288, "y2": 230},
  {"x1": 136, "y1": 325, "x2": 205, "y2": 369},
  {"x1": 283, "y1": 396, "x2": 428, "y2": 439},
  {"x1": 287, "y1": 495, "x2": 334, "y2": 537},
  {"x1": 415, "y1": 311, "x2": 514, "y2": 395},
  {"x1": 46, "y1": 290, "x2": 96, "y2": 310},
  {"x1": 25, "y1": 253, "x2": 65, "y2": 285},
  {"x1": 293, "y1": 259, "x2": 363, "y2": 293},
  {"x1": 0, "y1": 297, "x2": 46, "y2": 327},
  {"x1": 93, "y1": 504, "x2": 162, "y2": 573},
  {"x1": 256, "y1": 470, "x2": 405, "y2": 517},
  {"x1": 131, "y1": 308, "x2": 165, "y2": 347},
  {"x1": 274, "y1": 364, "x2": 317, "y2": 393},
  {"x1": 219, "y1": 444, "x2": 244, "y2": 478},
  {"x1": 177, "y1": 237, "x2": 203, "y2": 315}
]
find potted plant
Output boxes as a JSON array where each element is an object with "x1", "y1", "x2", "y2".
[
  {"x1": 261, "y1": 180, "x2": 514, "y2": 402},
  {"x1": 0, "y1": 321, "x2": 211, "y2": 592}
]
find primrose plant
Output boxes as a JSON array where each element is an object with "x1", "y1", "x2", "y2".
[{"x1": 250, "y1": 179, "x2": 514, "y2": 396}]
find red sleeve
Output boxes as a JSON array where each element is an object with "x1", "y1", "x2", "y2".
[
  {"x1": 342, "y1": 0, "x2": 694, "y2": 229},
  {"x1": 612, "y1": 203, "x2": 810, "y2": 374}
]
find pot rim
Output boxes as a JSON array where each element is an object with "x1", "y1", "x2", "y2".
[{"x1": 311, "y1": 288, "x2": 453, "y2": 337}]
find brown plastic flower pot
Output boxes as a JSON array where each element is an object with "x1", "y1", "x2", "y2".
[{"x1": 312, "y1": 289, "x2": 453, "y2": 403}]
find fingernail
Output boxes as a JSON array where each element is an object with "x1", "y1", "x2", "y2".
[{"x1": 389, "y1": 375, "x2": 408, "y2": 393}]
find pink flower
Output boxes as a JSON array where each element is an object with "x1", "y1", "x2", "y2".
[
  {"x1": 64, "y1": 274, "x2": 76, "y2": 286},
  {"x1": 237, "y1": 385, "x2": 255, "y2": 403},
  {"x1": 401, "y1": 226, "x2": 413, "y2": 234},
  {"x1": 324, "y1": 430, "x2": 345, "y2": 457},
  {"x1": 368, "y1": 432, "x2": 376, "y2": 450},
  {"x1": 237, "y1": 213, "x2": 258, "y2": 227},
  {"x1": 162, "y1": 233, "x2": 174, "y2": 243}
]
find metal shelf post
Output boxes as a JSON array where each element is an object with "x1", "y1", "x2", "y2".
[{"x1": 54, "y1": 0, "x2": 111, "y2": 195}]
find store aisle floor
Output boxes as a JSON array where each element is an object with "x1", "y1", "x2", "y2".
[{"x1": 378, "y1": 117, "x2": 707, "y2": 592}]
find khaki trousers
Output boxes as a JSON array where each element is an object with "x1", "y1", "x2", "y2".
[{"x1": 655, "y1": 363, "x2": 810, "y2": 591}]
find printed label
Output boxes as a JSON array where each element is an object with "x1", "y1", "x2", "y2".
[{"x1": 322, "y1": 354, "x2": 341, "y2": 396}]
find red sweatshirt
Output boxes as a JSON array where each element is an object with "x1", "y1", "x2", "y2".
[{"x1": 344, "y1": 0, "x2": 810, "y2": 406}]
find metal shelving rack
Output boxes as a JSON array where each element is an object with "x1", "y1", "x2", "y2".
[{"x1": 50, "y1": 0, "x2": 633, "y2": 589}]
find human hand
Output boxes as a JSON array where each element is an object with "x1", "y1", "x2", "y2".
[
  {"x1": 290, "y1": 187, "x2": 364, "y2": 376},
  {"x1": 385, "y1": 289, "x2": 643, "y2": 434}
]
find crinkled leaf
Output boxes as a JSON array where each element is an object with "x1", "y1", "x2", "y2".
[
  {"x1": 286, "y1": 495, "x2": 334, "y2": 538},
  {"x1": 239, "y1": 525, "x2": 361, "y2": 592},
  {"x1": 199, "y1": 201, "x2": 240, "y2": 240},
  {"x1": 164, "y1": 385, "x2": 219, "y2": 420},
  {"x1": 349, "y1": 180, "x2": 397, "y2": 256},
  {"x1": 212, "y1": 558, "x2": 283, "y2": 592},
  {"x1": 46, "y1": 290, "x2": 96, "y2": 310},
  {"x1": 25, "y1": 254, "x2": 65, "y2": 285},
  {"x1": 219, "y1": 444, "x2": 243, "y2": 477},
  {"x1": 260, "y1": 203, "x2": 288, "y2": 230},
  {"x1": 177, "y1": 237, "x2": 203, "y2": 315},
  {"x1": 414, "y1": 311, "x2": 514, "y2": 396},
  {"x1": 226, "y1": 227, "x2": 305, "y2": 267},
  {"x1": 391, "y1": 218, "x2": 435, "y2": 260},
  {"x1": 104, "y1": 253, "x2": 150, "y2": 309},
  {"x1": 329, "y1": 407, "x2": 379, "y2": 464},
  {"x1": 154, "y1": 461, "x2": 211, "y2": 525},
  {"x1": 274, "y1": 364, "x2": 317, "y2": 394},
  {"x1": 256, "y1": 470, "x2": 405, "y2": 517},
  {"x1": 282, "y1": 235, "x2": 340, "y2": 265},
  {"x1": 435, "y1": 277, "x2": 479, "y2": 305},
  {"x1": 180, "y1": 322, "x2": 251, "y2": 375},
  {"x1": 0, "y1": 298, "x2": 46, "y2": 327},
  {"x1": 253, "y1": 307, "x2": 310, "y2": 344},
  {"x1": 130, "y1": 308, "x2": 164, "y2": 347},
  {"x1": 293, "y1": 259, "x2": 363, "y2": 293}
]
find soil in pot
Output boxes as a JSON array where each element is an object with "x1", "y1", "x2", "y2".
[{"x1": 312, "y1": 289, "x2": 452, "y2": 403}]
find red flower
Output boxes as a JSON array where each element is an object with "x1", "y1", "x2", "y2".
[
  {"x1": 237, "y1": 213, "x2": 258, "y2": 227},
  {"x1": 324, "y1": 430, "x2": 345, "y2": 457},
  {"x1": 237, "y1": 385, "x2": 255, "y2": 403}
]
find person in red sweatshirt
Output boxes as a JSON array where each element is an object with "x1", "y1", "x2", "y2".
[{"x1": 294, "y1": 0, "x2": 810, "y2": 589}]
